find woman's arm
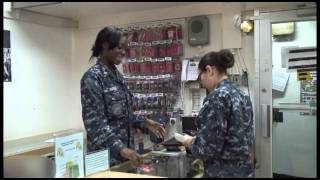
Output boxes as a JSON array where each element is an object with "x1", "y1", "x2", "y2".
[
  {"x1": 81, "y1": 75, "x2": 126, "y2": 154},
  {"x1": 189, "y1": 97, "x2": 228, "y2": 159}
]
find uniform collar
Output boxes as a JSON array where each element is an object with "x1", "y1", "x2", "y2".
[
  {"x1": 96, "y1": 60, "x2": 123, "y2": 83},
  {"x1": 215, "y1": 78, "x2": 231, "y2": 90},
  {"x1": 206, "y1": 78, "x2": 231, "y2": 98}
]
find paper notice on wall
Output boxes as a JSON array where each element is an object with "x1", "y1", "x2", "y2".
[
  {"x1": 272, "y1": 70, "x2": 290, "y2": 92},
  {"x1": 4, "y1": 30, "x2": 11, "y2": 82}
]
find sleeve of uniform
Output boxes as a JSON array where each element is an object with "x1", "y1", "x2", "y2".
[
  {"x1": 81, "y1": 75, "x2": 126, "y2": 154},
  {"x1": 131, "y1": 113, "x2": 146, "y2": 129},
  {"x1": 189, "y1": 94, "x2": 229, "y2": 159}
]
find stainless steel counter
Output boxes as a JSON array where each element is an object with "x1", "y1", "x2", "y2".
[{"x1": 4, "y1": 155, "x2": 55, "y2": 178}]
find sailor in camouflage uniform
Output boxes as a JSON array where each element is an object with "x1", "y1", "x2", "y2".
[
  {"x1": 181, "y1": 50, "x2": 254, "y2": 178},
  {"x1": 81, "y1": 26, "x2": 165, "y2": 166}
]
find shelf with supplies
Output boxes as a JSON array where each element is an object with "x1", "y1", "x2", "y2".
[
  {"x1": 126, "y1": 42, "x2": 183, "y2": 59},
  {"x1": 132, "y1": 92, "x2": 177, "y2": 111},
  {"x1": 123, "y1": 57, "x2": 182, "y2": 76},
  {"x1": 128, "y1": 39, "x2": 183, "y2": 47},
  {"x1": 123, "y1": 21, "x2": 185, "y2": 124},
  {"x1": 123, "y1": 22, "x2": 183, "y2": 44},
  {"x1": 124, "y1": 74, "x2": 180, "y2": 93}
]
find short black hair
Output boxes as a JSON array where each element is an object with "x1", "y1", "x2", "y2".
[
  {"x1": 198, "y1": 49, "x2": 235, "y2": 73},
  {"x1": 90, "y1": 26, "x2": 123, "y2": 61}
]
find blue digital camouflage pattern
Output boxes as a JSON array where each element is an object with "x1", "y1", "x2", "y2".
[
  {"x1": 190, "y1": 79, "x2": 254, "y2": 178},
  {"x1": 80, "y1": 61, "x2": 145, "y2": 166}
]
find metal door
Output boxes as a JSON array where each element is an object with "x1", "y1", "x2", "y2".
[{"x1": 253, "y1": 6, "x2": 316, "y2": 178}]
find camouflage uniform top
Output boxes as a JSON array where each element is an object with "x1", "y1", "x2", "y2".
[
  {"x1": 189, "y1": 79, "x2": 254, "y2": 178},
  {"x1": 80, "y1": 61, "x2": 145, "y2": 166}
]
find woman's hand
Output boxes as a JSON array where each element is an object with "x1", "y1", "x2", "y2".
[
  {"x1": 145, "y1": 118, "x2": 166, "y2": 139},
  {"x1": 181, "y1": 134, "x2": 195, "y2": 148},
  {"x1": 120, "y1": 148, "x2": 143, "y2": 166},
  {"x1": 133, "y1": 128, "x2": 141, "y2": 135}
]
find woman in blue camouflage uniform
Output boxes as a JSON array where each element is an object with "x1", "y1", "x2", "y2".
[
  {"x1": 181, "y1": 49, "x2": 254, "y2": 178},
  {"x1": 80, "y1": 26, "x2": 165, "y2": 167}
]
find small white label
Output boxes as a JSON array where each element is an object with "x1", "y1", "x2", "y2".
[
  {"x1": 130, "y1": 42, "x2": 138, "y2": 46},
  {"x1": 165, "y1": 57, "x2": 172, "y2": 61},
  {"x1": 152, "y1": 41, "x2": 159, "y2": 45},
  {"x1": 145, "y1": 42, "x2": 151, "y2": 46}
]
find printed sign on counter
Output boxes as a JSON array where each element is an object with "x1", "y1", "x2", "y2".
[
  {"x1": 85, "y1": 149, "x2": 110, "y2": 176},
  {"x1": 54, "y1": 132, "x2": 84, "y2": 178}
]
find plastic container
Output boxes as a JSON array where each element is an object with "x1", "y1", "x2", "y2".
[
  {"x1": 133, "y1": 60, "x2": 140, "y2": 73},
  {"x1": 158, "y1": 59, "x2": 166, "y2": 73},
  {"x1": 158, "y1": 44, "x2": 167, "y2": 57},
  {"x1": 165, "y1": 58, "x2": 174, "y2": 73},
  {"x1": 151, "y1": 59, "x2": 159, "y2": 73}
]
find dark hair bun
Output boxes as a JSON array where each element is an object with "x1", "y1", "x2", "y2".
[{"x1": 219, "y1": 49, "x2": 234, "y2": 68}]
